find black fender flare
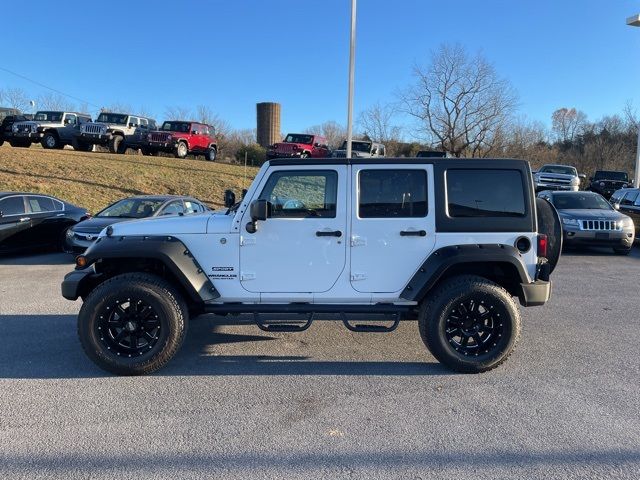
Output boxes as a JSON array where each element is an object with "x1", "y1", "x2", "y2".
[
  {"x1": 400, "y1": 244, "x2": 532, "y2": 302},
  {"x1": 61, "y1": 235, "x2": 219, "y2": 303}
]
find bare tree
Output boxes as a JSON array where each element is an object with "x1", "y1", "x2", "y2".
[
  {"x1": 304, "y1": 121, "x2": 347, "y2": 149},
  {"x1": 358, "y1": 102, "x2": 401, "y2": 143},
  {"x1": 3, "y1": 87, "x2": 31, "y2": 111},
  {"x1": 551, "y1": 107, "x2": 587, "y2": 143},
  {"x1": 102, "y1": 102, "x2": 134, "y2": 114},
  {"x1": 37, "y1": 92, "x2": 75, "y2": 111},
  {"x1": 400, "y1": 43, "x2": 517, "y2": 157},
  {"x1": 164, "y1": 105, "x2": 192, "y2": 121}
]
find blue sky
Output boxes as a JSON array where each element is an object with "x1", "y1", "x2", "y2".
[{"x1": 2, "y1": 0, "x2": 640, "y2": 136}]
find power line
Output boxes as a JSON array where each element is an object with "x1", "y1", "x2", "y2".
[{"x1": 0, "y1": 66, "x2": 100, "y2": 109}]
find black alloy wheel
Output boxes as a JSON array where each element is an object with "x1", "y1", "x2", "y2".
[
  {"x1": 96, "y1": 297, "x2": 162, "y2": 358},
  {"x1": 444, "y1": 296, "x2": 506, "y2": 357}
]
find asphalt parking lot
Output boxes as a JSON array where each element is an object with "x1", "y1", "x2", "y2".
[{"x1": 0, "y1": 248, "x2": 639, "y2": 479}]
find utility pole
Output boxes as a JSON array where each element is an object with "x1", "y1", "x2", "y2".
[{"x1": 346, "y1": 0, "x2": 357, "y2": 159}]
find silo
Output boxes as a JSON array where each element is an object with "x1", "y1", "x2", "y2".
[{"x1": 256, "y1": 102, "x2": 281, "y2": 147}]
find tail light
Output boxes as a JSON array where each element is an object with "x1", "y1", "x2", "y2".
[{"x1": 537, "y1": 234, "x2": 548, "y2": 258}]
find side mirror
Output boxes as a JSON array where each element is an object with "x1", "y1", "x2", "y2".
[
  {"x1": 246, "y1": 199, "x2": 271, "y2": 233},
  {"x1": 579, "y1": 174, "x2": 586, "y2": 180},
  {"x1": 223, "y1": 189, "x2": 236, "y2": 208},
  {"x1": 129, "y1": 123, "x2": 136, "y2": 128},
  {"x1": 191, "y1": 131, "x2": 197, "y2": 135}
]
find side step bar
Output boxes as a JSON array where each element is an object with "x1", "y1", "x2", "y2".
[{"x1": 203, "y1": 303, "x2": 413, "y2": 334}]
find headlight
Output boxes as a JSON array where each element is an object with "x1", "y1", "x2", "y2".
[
  {"x1": 66, "y1": 229, "x2": 74, "y2": 238},
  {"x1": 12, "y1": 125, "x2": 18, "y2": 132},
  {"x1": 622, "y1": 183, "x2": 628, "y2": 188},
  {"x1": 599, "y1": 181, "x2": 605, "y2": 187},
  {"x1": 620, "y1": 217, "x2": 634, "y2": 228},
  {"x1": 562, "y1": 217, "x2": 579, "y2": 226},
  {"x1": 571, "y1": 177, "x2": 580, "y2": 186},
  {"x1": 166, "y1": 134, "x2": 172, "y2": 141}
]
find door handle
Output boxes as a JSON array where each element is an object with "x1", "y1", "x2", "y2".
[
  {"x1": 19, "y1": 217, "x2": 31, "y2": 222},
  {"x1": 316, "y1": 230, "x2": 342, "y2": 237},
  {"x1": 400, "y1": 230, "x2": 426, "y2": 237}
]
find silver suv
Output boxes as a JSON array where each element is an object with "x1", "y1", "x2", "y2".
[
  {"x1": 332, "y1": 140, "x2": 385, "y2": 158},
  {"x1": 533, "y1": 164, "x2": 584, "y2": 192},
  {"x1": 11, "y1": 111, "x2": 92, "y2": 150},
  {"x1": 77, "y1": 112, "x2": 157, "y2": 154}
]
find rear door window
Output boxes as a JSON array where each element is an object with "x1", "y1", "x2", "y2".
[
  {"x1": 27, "y1": 196, "x2": 55, "y2": 213},
  {"x1": 621, "y1": 191, "x2": 639, "y2": 206},
  {"x1": 446, "y1": 169, "x2": 525, "y2": 217},
  {"x1": 358, "y1": 169, "x2": 427, "y2": 218}
]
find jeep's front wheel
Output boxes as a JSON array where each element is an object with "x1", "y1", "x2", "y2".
[
  {"x1": 41, "y1": 132, "x2": 59, "y2": 149},
  {"x1": 77, "y1": 272, "x2": 188, "y2": 375},
  {"x1": 175, "y1": 141, "x2": 188, "y2": 159},
  {"x1": 418, "y1": 275, "x2": 521, "y2": 373},
  {"x1": 108, "y1": 135, "x2": 126, "y2": 154}
]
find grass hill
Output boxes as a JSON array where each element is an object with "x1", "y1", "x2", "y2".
[{"x1": 0, "y1": 144, "x2": 259, "y2": 212}]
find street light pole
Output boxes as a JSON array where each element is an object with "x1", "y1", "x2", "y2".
[
  {"x1": 626, "y1": 14, "x2": 640, "y2": 186},
  {"x1": 346, "y1": 0, "x2": 357, "y2": 159}
]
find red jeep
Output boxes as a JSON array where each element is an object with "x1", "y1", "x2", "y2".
[
  {"x1": 144, "y1": 121, "x2": 217, "y2": 161},
  {"x1": 266, "y1": 133, "x2": 330, "y2": 159}
]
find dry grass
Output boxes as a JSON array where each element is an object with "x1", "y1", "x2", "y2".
[{"x1": 0, "y1": 144, "x2": 259, "y2": 212}]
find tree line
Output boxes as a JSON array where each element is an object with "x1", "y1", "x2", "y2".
[{"x1": 2, "y1": 44, "x2": 638, "y2": 176}]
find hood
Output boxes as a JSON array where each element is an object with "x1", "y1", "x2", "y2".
[
  {"x1": 557, "y1": 209, "x2": 626, "y2": 220},
  {"x1": 73, "y1": 217, "x2": 130, "y2": 233},
  {"x1": 104, "y1": 213, "x2": 219, "y2": 237}
]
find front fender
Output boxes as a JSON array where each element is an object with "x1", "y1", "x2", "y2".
[{"x1": 61, "y1": 235, "x2": 219, "y2": 302}]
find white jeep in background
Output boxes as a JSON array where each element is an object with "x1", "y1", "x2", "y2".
[
  {"x1": 332, "y1": 140, "x2": 386, "y2": 158},
  {"x1": 77, "y1": 112, "x2": 156, "y2": 154},
  {"x1": 533, "y1": 164, "x2": 585, "y2": 192},
  {"x1": 11, "y1": 111, "x2": 92, "y2": 150},
  {"x1": 62, "y1": 157, "x2": 560, "y2": 376}
]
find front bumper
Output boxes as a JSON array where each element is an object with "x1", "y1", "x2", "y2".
[
  {"x1": 12, "y1": 131, "x2": 42, "y2": 140},
  {"x1": 535, "y1": 182, "x2": 578, "y2": 192},
  {"x1": 563, "y1": 229, "x2": 634, "y2": 248},
  {"x1": 61, "y1": 269, "x2": 96, "y2": 300},
  {"x1": 79, "y1": 132, "x2": 110, "y2": 145},
  {"x1": 145, "y1": 140, "x2": 177, "y2": 151}
]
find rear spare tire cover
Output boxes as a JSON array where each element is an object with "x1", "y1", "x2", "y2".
[{"x1": 536, "y1": 197, "x2": 562, "y2": 273}]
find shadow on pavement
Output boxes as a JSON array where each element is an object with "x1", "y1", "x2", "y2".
[
  {"x1": 0, "y1": 314, "x2": 446, "y2": 379},
  {"x1": 0, "y1": 252, "x2": 74, "y2": 266}
]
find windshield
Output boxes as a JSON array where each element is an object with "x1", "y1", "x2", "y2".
[
  {"x1": 284, "y1": 134, "x2": 313, "y2": 144},
  {"x1": 339, "y1": 140, "x2": 371, "y2": 152},
  {"x1": 552, "y1": 193, "x2": 612, "y2": 210},
  {"x1": 97, "y1": 198, "x2": 165, "y2": 218},
  {"x1": 539, "y1": 165, "x2": 577, "y2": 175},
  {"x1": 593, "y1": 171, "x2": 628, "y2": 181},
  {"x1": 161, "y1": 121, "x2": 191, "y2": 133},
  {"x1": 96, "y1": 113, "x2": 128, "y2": 124},
  {"x1": 34, "y1": 111, "x2": 63, "y2": 122}
]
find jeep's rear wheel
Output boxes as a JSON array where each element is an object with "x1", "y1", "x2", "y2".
[
  {"x1": 42, "y1": 132, "x2": 59, "y2": 149},
  {"x1": 419, "y1": 275, "x2": 521, "y2": 373},
  {"x1": 108, "y1": 135, "x2": 126, "y2": 154},
  {"x1": 77, "y1": 272, "x2": 188, "y2": 375},
  {"x1": 205, "y1": 146, "x2": 216, "y2": 161},
  {"x1": 175, "y1": 141, "x2": 188, "y2": 159}
]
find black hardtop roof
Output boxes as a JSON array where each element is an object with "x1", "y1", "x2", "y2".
[
  {"x1": 97, "y1": 112, "x2": 153, "y2": 119},
  {"x1": 267, "y1": 157, "x2": 531, "y2": 168},
  {"x1": 35, "y1": 110, "x2": 91, "y2": 116}
]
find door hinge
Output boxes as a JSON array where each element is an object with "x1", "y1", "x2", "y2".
[
  {"x1": 240, "y1": 236, "x2": 256, "y2": 246},
  {"x1": 351, "y1": 236, "x2": 367, "y2": 247},
  {"x1": 351, "y1": 273, "x2": 366, "y2": 281},
  {"x1": 240, "y1": 272, "x2": 256, "y2": 281}
]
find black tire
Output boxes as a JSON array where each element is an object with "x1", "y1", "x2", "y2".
[
  {"x1": 108, "y1": 135, "x2": 125, "y2": 154},
  {"x1": 613, "y1": 246, "x2": 632, "y2": 255},
  {"x1": 72, "y1": 138, "x2": 93, "y2": 152},
  {"x1": 77, "y1": 272, "x2": 189, "y2": 375},
  {"x1": 418, "y1": 275, "x2": 521, "y2": 374},
  {"x1": 0, "y1": 138, "x2": 4, "y2": 147},
  {"x1": 41, "y1": 132, "x2": 59, "y2": 149},
  {"x1": 536, "y1": 197, "x2": 562, "y2": 273},
  {"x1": 205, "y1": 146, "x2": 217, "y2": 161},
  {"x1": 175, "y1": 141, "x2": 188, "y2": 159},
  {"x1": 9, "y1": 140, "x2": 30, "y2": 148},
  {"x1": 141, "y1": 148, "x2": 157, "y2": 156}
]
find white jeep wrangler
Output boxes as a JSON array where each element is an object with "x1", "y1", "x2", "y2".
[
  {"x1": 62, "y1": 158, "x2": 560, "y2": 375},
  {"x1": 77, "y1": 112, "x2": 156, "y2": 154}
]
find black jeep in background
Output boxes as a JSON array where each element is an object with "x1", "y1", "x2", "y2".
[
  {"x1": 587, "y1": 170, "x2": 632, "y2": 199},
  {"x1": 0, "y1": 108, "x2": 31, "y2": 147}
]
